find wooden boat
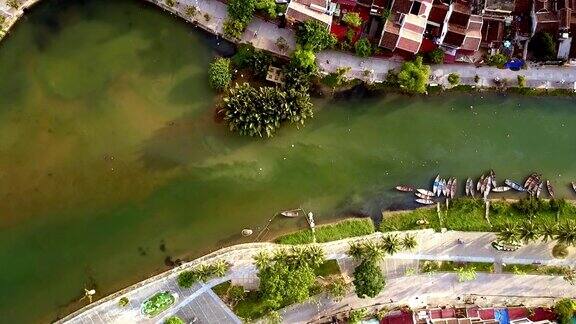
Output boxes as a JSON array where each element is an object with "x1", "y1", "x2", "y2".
[
  {"x1": 465, "y1": 178, "x2": 471, "y2": 196},
  {"x1": 490, "y1": 170, "x2": 497, "y2": 187},
  {"x1": 476, "y1": 174, "x2": 485, "y2": 192},
  {"x1": 432, "y1": 174, "x2": 440, "y2": 196},
  {"x1": 524, "y1": 173, "x2": 537, "y2": 188},
  {"x1": 415, "y1": 198, "x2": 435, "y2": 205},
  {"x1": 417, "y1": 188, "x2": 435, "y2": 197},
  {"x1": 241, "y1": 229, "x2": 253, "y2": 236},
  {"x1": 415, "y1": 192, "x2": 433, "y2": 199},
  {"x1": 572, "y1": 182, "x2": 576, "y2": 194},
  {"x1": 450, "y1": 178, "x2": 457, "y2": 199},
  {"x1": 280, "y1": 208, "x2": 301, "y2": 217},
  {"x1": 536, "y1": 182, "x2": 544, "y2": 198},
  {"x1": 546, "y1": 180, "x2": 555, "y2": 199},
  {"x1": 395, "y1": 185, "x2": 415, "y2": 192},
  {"x1": 466, "y1": 178, "x2": 475, "y2": 197},
  {"x1": 437, "y1": 179, "x2": 445, "y2": 197},
  {"x1": 492, "y1": 186, "x2": 511, "y2": 192},
  {"x1": 442, "y1": 178, "x2": 450, "y2": 197},
  {"x1": 483, "y1": 176, "x2": 492, "y2": 199},
  {"x1": 505, "y1": 179, "x2": 526, "y2": 192}
]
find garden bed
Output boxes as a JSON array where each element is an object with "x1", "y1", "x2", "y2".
[
  {"x1": 141, "y1": 291, "x2": 176, "y2": 317},
  {"x1": 419, "y1": 260, "x2": 494, "y2": 273}
]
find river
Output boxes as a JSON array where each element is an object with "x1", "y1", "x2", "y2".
[{"x1": 0, "y1": 0, "x2": 576, "y2": 322}]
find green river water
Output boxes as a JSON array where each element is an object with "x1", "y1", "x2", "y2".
[{"x1": 1, "y1": 0, "x2": 576, "y2": 322}]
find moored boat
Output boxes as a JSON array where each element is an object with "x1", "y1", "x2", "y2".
[
  {"x1": 415, "y1": 192, "x2": 433, "y2": 199},
  {"x1": 442, "y1": 178, "x2": 450, "y2": 197},
  {"x1": 490, "y1": 170, "x2": 497, "y2": 187},
  {"x1": 535, "y1": 182, "x2": 544, "y2": 198},
  {"x1": 524, "y1": 173, "x2": 537, "y2": 188},
  {"x1": 395, "y1": 185, "x2": 415, "y2": 192},
  {"x1": 572, "y1": 182, "x2": 576, "y2": 194},
  {"x1": 466, "y1": 178, "x2": 475, "y2": 197},
  {"x1": 432, "y1": 174, "x2": 440, "y2": 195},
  {"x1": 492, "y1": 186, "x2": 511, "y2": 192},
  {"x1": 450, "y1": 178, "x2": 457, "y2": 198},
  {"x1": 415, "y1": 198, "x2": 435, "y2": 205},
  {"x1": 505, "y1": 179, "x2": 526, "y2": 192},
  {"x1": 280, "y1": 209, "x2": 301, "y2": 217},
  {"x1": 417, "y1": 188, "x2": 435, "y2": 196},
  {"x1": 241, "y1": 229, "x2": 253, "y2": 236},
  {"x1": 483, "y1": 176, "x2": 492, "y2": 199},
  {"x1": 546, "y1": 180, "x2": 555, "y2": 199},
  {"x1": 476, "y1": 174, "x2": 485, "y2": 192}
]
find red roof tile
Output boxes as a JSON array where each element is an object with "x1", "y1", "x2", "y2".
[
  {"x1": 429, "y1": 3, "x2": 449, "y2": 24},
  {"x1": 397, "y1": 36, "x2": 421, "y2": 52}
]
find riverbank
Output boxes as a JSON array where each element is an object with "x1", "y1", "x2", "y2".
[{"x1": 2, "y1": 0, "x2": 576, "y2": 90}]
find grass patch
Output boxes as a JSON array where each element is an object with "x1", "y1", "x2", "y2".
[
  {"x1": 316, "y1": 259, "x2": 341, "y2": 277},
  {"x1": 234, "y1": 291, "x2": 269, "y2": 321},
  {"x1": 212, "y1": 280, "x2": 231, "y2": 298},
  {"x1": 141, "y1": 291, "x2": 175, "y2": 318},
  {"x1": 419, "y1": 260, "x2": 494, "y2": 273},
  {"x1": 275, "y1": 218, "x2": 375, "y2": 244},
  {"x1": 380, "y1": 197, "x2": 575, "y2": 232},
  {"x1": 502, "y1": 264, "x2": 571, "y2": 275}
]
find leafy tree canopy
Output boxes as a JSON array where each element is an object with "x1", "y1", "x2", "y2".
[
  {"x1": 397, "y1": 56, "x2": 430, "y2": 94},
  {"x1": 292, "y1": 47, "x2": 317, "y2": 70},
  {"x1": 255, "y1": 0, "x2": 277, "y2": 18},
  {"x1": 227, "y1": 0, "x2": 256, "y2": 24},
  {"x1": 555, "y1": 298, "x2": 576, "y2": 324},
  {"x1": 427, "y1": 48, "x2": 444, "y2": 64},
  {"x1": 209, "y1": 57, "x2": 232, "y2": 91},
  {"x1": 353, "y1": 260, "x2": 386, "y2": 298},
  {"x1": 354, "y1": 37, "x2": 372, "y2": 58},
  {"x1": 296, "y1": 20, "x2": 336, "y2": 52}
]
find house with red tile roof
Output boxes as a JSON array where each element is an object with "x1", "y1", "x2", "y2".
[
  {"x1": 285, "y1": 0, "x2": 334, "y2": 29},
  {"x1": 378, "y1": 0, "x2": 434, "y2": 54},
  {"x1": 530, "y1": 0, "x2": 576, "y2": 59},
  {"x1": 438, "y1": 1, "x2": 484, "y2": 53}
]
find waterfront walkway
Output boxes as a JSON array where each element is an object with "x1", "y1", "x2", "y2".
[{"x1": 59, "y1": 229, "x2": 576, "y2": 323}]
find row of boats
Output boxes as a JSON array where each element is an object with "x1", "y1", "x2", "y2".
[{"x1": 395, "y1": 170, "x2": 576, "y2": 205}]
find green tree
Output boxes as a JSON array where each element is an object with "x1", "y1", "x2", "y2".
[
  {"x1": 118, "y1": 297, "x2": 129, "y2": 307},
  {"x1": 402, "y1": 234, "x2": 417, "y2": 251},
  {"x1": 447, "y1": 73, "x2": 460, "y2": 86},
  {"x1": 381, "y1": 234, "x2": 401, "y2": 255},
  {"x1": 208, "y1": 57, "x2": 232, "y2": 91},
  {"x1": 427, "y1": 48, "x2": 444, "y2": 64},
  {"x1": 292, "y1": 47, "x2": 317, "y2": 70},
  {"x1": 255, "y1": 0, "x2": 277, "y2": 19},
  {"x1": 353, "y1": 260, "x2": 386, "y2": 298},
  {"x1": 228, "y1": 0, "x2": 256, "y2": 24},
  {"x1": 296, "y1": 20, "x2": 336, "y2": 52},
  {"x1": 178, "y1": 270, "x2": 199, "y2": 288},
  {"x1": 323, "y1": 66, "x2": 351, "y2": 90},
  {"x1": 530, "y1": 31, "x2": 557, "y2": 61},
  {"x1": 342, "y1": 12, "x2": 363, "y2": 28},
  {"x1": 164, "y1": 316, "x2": 185, "y2": 324},
  {"x1": 397, "y1": 56, "x2": 430, "y2": 94},
  {"x1": 348, "y1": 241, "x2": 384, "y2": 262},
  {"x1": 557, "y1": 220, "x2": 576, "y2": 247},
  {"x1": 223, "y1": 19, "x2": 246, "y2": 39},
  {"x1": 326, "y1": 278, "x2": 348, "y2": 301},
  {"x1": 554, "y1": 298, "x2": 576, "y2": 324},
  {"x1": 354, "y1": 37, "x2": 372, "y2": 58}
]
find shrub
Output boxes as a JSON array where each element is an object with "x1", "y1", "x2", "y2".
[
  {"x1": 512, "y1": 197, "x2": 545, "y2": 215},
  {"x1": 517, "y1": 75, "x2": 527, "y2": 87},
  {"x1": 552, "y1": 243, "x2": 569, "y2": 259},
  {"x1": 232, "y1": 44, "x2": 273, "y2": 76},
  {"x1": 354, "y1": 37, "x2": 372, "y2": 57},
  {"x1": 447, "y1": 73, "x2": 460, "y2": 85},
  {"x1": 222, "y1": 83, "x2": 313, "y2": 137},
  {"x1": 275, "y1": 37, "x2": 289, "y2": 52},
  {"x1": 118, "y1": 297, "x2": 129, "y2": 307},
  {"x1": 353, "y1": 260, "x2": 385, "y2": 298},
  {"x1": 165, "y1": 316, "x2": 185, "y2": 324},
  {"x1": 349, "y1": 308, "x2": 369, "y2": 323},
  {"x1": 177, "y1": 260, "x2": 230, "y2": 288},
  {"x1": 342, "y1": 12, "x2": 363, "y2": 28},
  {"x1": 165, "y1": 0, "x2": 176, "y2": 6},
  {"x1": 142, "y1": 291, "x2": 175, "y2": 317},
  {"x1": 326, "y1": 278, "x2": 348, "y2": 301},
  {"x1": 427, "y1": 48, "x2": 444, "y2": 64},
  {"x1": 456, "y1": 265, "x2": 477, "y2": 282},
  {"x1": 208, "y1": 57, "x2": 232, "y2": 91},
  {"x1": 397, "y1": 56, "x2": 430, "y2": 94},
  {"x1": 185, "y1": 5, "x2": 197, "y2": 16},
  {"x1": 487, "y1": 53, "x2": 507, "y2": 68},
  {"x1": 529, "y1": 32, "x2": 557, "y2": 61}
]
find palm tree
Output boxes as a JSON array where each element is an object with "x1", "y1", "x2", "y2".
[
  {"x1": 348, "y1": 240, "x2": 384, "y2": 262},
  {"x1": 539, "y1": 221, "x2": 558, "y2": 243},
  {"x1": 300, "y1": 245, "x2": 326, "y2": 268},
  {"x1": 253, "y1": 251, "x2": 271, "y2": 270},
  {"x1": 556, "y1": 220, "x2": 576, "y2": 247},
  {"x1": 497, "y1": 222, "x2": 520, "y2": 244},
  {"x1": 382, "y1": 234, "x2": 401, "y2": 255},
  {"x1": 401, "y1": 233, "x2": 418, "y2": 251},
  {"x1": 517, "y1": 220, "x2": 541, "y2": 245}
]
